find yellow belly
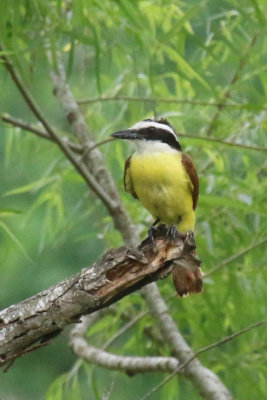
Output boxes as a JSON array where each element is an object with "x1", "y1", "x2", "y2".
[{"x1": 130, "y1": 152, "x2": 195, "y2": 232}]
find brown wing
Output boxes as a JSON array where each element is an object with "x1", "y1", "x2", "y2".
[
  {"x1": 181, "y1": 153, "x2": 199, "y2": 210},
  {"x1": 124, "y1": 156, "x2": 138, "y2": 199}
]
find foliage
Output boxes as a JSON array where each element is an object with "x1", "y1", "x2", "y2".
[{"x1": 0, "y1": 0, "x2": 267, "y2": 399}]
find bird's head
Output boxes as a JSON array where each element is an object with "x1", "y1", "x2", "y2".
[{"x1": 111, "y1": 118, "x2": 182, "y2": 151}]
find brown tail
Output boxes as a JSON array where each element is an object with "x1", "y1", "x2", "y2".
[{"x1": 172, "y1": 263, "x2": 203, "y2": 297}]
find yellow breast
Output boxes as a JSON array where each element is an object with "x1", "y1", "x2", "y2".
[{"x1": 130, "y1": 151, "x2": 195, "y2": 232}]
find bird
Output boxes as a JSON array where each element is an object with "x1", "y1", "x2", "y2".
[
  {"x1": 111, "y1": 118, "x2": 202, "y2": 297},
  {"x1": 112, "y1": 118, "x2": 199, "y2": 232}
]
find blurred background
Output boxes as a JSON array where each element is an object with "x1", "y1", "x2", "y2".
[{"x1": 0, "y1": 0, "x2": 266, "y2": 399}]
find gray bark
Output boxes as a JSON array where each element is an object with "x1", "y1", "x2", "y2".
[
  {"x1": 70, "y1": 315, "x2": 180, "y2": 374},
  {"x1": 0, "y1": 228, "x2": 197, "y2": 370},
  {"x1": 142, "y1": 284, "x2": 232, "y2": 400}
]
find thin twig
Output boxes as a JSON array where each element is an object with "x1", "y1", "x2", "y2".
[
  {"x1": 80, "y1": 138, "x2": 115, "y2": 161},
  {"x1": 0, "y1": 46, "x2": 118, "y2": 213},
  {"x1": 103, "y1": 311, "x2": 147, "y2": 350},
  {"x1": 101, "y1": 378, "x2": 117, "y2": 400},
  {"x1": 178, "y1": 132, "x2": 267, "y2": 152},
  {"x1": 4, "y1": 340, "x2": 50, "y2": 373},
  {"x1": 206, "y1": 34, "x2": 258, "y2": 135},
  {"x1": 77, "y1": 95, "x2": 267, "y2": 112},
  {"x1": 2, "y1": 113, "x2": 266, "y2": 155},
  {"x1": 141, "y1": 284, "x2": 232, "y2": 400},
  {"x1": 205, "y1": 237, "x2": 267, "y2": 277},
  {"x1": 0, "y1": 114, "x2": 83, "y2": 154},
  {"x1": 138, "y1": 319, "x2": 267, "y2": 400}
]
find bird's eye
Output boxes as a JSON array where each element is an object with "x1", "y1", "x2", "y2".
[{"x1": 149, "y1": 126, "x2": 155, "y2": 132}]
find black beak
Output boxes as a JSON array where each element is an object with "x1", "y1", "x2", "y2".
[{"x1": 111, "y1": 129, "x2": 142, "y2": 140}]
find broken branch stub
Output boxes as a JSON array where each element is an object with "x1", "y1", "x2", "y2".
[{"x1": 0, "y1": 225, "x2": 202, "y2": 369}]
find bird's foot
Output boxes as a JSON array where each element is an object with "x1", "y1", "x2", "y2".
[
  {"x1": 166, "y1": 224, "x2": 178, "y2": 240},
  {"x1": 148, "y1": 225, "x2": 160, "y2": 245}
]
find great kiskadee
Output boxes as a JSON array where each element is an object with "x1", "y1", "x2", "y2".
[
  {"x1": 112, "y1": 118, "x2": 202, "y2": 296},
  {"x1": 112, "y1": 118, "x2": 199, "y2": 232}
]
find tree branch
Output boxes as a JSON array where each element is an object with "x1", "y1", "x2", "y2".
[
  {"x1": 70, "y1": 315, "x2": 180, "y2": 374},
  {"x1": 77, "y1": 95, "x2": 267, "y2": 112},
  {"x1": 138, "y1": 319, "x2": 267, "y2": 400},
  {"x1": 141, "y1": 284, "x2": 232, "y2": 400},
  {"x1": 205, "y1": 237, "x2": 267, "y2": 277},
  {"x1": 103, "y1": 311, "x2": 147, "y2": 350},
  {"x1": 206, "y1": 34, "x2": 258, "y2": 135},
  {"x1": 48, "y1": 54, "x2": 139, "y2": 246},
  {"x1": 0, "y1": 113, "x2": 83, "y2": 154},
  {"x1": 2, "y1": 113, "x2": 265, "y2": 164},
  {"x1": 0, "y1": 226, "x2": 200, "y2": 369},
  {"x1": 48, "y1": 52, "x2": 232, "y2": 400},
  {"x1": 178, "y1": 132, "x2": 267, "y2": 153},
  {"x1": 0, "y1": 47, "x2": 121, "y2": 215},
  {"x1": 0, "y1": 114, "x2": 120, "y2": 158},
  {"x1": 1, "y1": 45, "x2": 232, "y2": 399}
]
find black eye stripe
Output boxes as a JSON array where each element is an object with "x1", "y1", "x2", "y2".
[{"x1": 139, "y1": 128, "x2": 181, "y2": 151}]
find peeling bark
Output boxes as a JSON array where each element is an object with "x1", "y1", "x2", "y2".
[{"x1": 0, "y1": 226, "x2": 200, "y2": 369}]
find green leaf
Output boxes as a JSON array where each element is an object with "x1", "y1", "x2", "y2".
[
  {"x1": 0, "y1": 208, "x2": 22, "y2": 217},
  {"x1": 0, "y1": 221, "x2": 31, "y2": 261},
  {"x1": 4, "y1": 176, "x2": 59, "y2": 196},
  {"x1": 161, "y1": 44, "x2": 212, "y2": 91},
  {"x1": 45, "y1": 374, "x2": 68, "y2": 400}
]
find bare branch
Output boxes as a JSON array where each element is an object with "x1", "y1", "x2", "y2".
[
  {"x1": 0, "y1": 113, "x2": 83, "y2": 154},
  {"x1": 0, "y1": 227, "x2": 200, "y2": 368},
  {"x1": 70, "y1": 316, "x2": 180, "y2": 374},
  {"x1": 103, "y1": 311, "x2": 147, "y2": 350},
  {"x1": 138, "y1": 319, "x2": 267, "y2": 400},
  {"x1": 205, "y1": 237, "x2": 267, "y2": 277},
  {"x1": 178, "y1": 132, "x2": 267, "y2": 153},
  {"x1": 77, "y1": 95, "x2": 267, "y2": 112},
  {"x1": 80, "y1": 130, "x2": 267, "y2": 155},
  {"x1": 48, "y1": 53, "x2": 139, "y2": 246},
  {"x1": 80, "y1": 138, "x2": 115, "y2": 160},
  {"x1": 2, "y1": 113, "x2": 265, "y2": 159},
  {"x1": 181, "y1": 319, "x2": 267, "y2": 370},
  {"x1": 101, "y1": 378, "x2": 116, "y2": 400},
  {"x1": 1, "y1": 46, "x2": 232, "y2": 400},
  {"x1": 0, "y1": 47, "x2": 120, "y2": 215},
  {"x1": 206, "y1": 34, "x2": 258, "y2": 135},
  {"x1": 141, "y1": 284, "x2": 232, "y2": 400}
]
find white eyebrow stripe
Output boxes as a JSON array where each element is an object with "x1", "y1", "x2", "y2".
[{"x1": 130, "y1": 120, "x2": 176, "y2": 136}]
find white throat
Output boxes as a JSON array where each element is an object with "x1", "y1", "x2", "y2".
[{"x1": 134, "y1": 140, "x2": 179, "y2": 155}]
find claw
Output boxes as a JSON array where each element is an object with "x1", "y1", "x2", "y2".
[
  {"x1": 166, "y1": 225, "x2": 178, "y2": 240},
  {"x1": 147, "y1": 217, "x2": 161, "y2": 245},
  {"x1": 148, "y1": 225, "x2": 160, "y2": 245}
]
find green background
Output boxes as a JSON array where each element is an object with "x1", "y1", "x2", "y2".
[{"x1": 0, "y1": 0, "x2": 266, "y2": 399}]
